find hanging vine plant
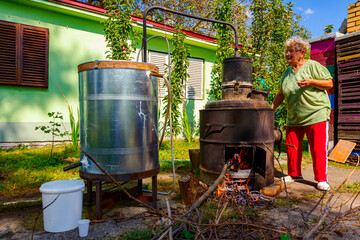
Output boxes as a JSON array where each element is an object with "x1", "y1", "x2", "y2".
[
  {"x1": 103, "y1": 0, "x2": 139, "y2": 60},
  {"x1": 162, "y1": 26, "x2": 190, "y2": 138},
  {"x1": 208, "y1": 0, "x2": 235, "y2": 101}
]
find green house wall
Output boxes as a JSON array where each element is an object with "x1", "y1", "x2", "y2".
[{"x1": 0, "y1": 0, "x2": 216, "y2": 142}]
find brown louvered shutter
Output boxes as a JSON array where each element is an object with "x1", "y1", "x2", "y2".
[
  {"x1": 20, "y1": 25, "x2": 49, "y2": 88},
  {"x1": 0, "y1": 20, "x2": 18, "y2": 85},
  {"x1": 0, "y1": 20, "x2": 48, "y2": 88}
]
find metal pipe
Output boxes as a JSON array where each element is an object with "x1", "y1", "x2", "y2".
[
  {"x1": 63, "y1": 162, "x2": 82, "y2": 171},
  {"x1": 87, "y1": 180, "x2": 92, "y2": 206},
  {"x1": 95, "y1": 181, "x2": 102, "y2": 221},
  {"x1": 142, "y1": 6, "x2": 239, "y2": 63}
]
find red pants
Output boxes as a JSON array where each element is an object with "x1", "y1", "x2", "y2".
[{"x1": 286, "y1": 121, "x2": 328, "y2": 182}]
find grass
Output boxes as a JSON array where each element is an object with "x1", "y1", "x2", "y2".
[
  {"x1": 118, "y1": 228, "x2": 152, "y2": 240},
  {"x1": 159, "y1": 139, "x2": 199, "y2": 160},
  {"x1": 273, "y1": 197, "x2": 301, "y2": 207},
  {"x1": 339, "y1": 181, "x2": 360, "y2": 193},
  {"x1": 0, "y1": 199, "x2": 42, "y2": 212},
  {"x1": 302, "y1": 192, "x2": 327, "y2": 199},
  {"x1": 0, "y1": 140, "x2": 196, "y2": 200},
  {"x1": 0, "y1": 144, "x2": 79, "y2": 198},
  {"x1": 160, "y1": 159, "x2": 192, "y2": 173},
  {"x1": 1, "y1": 138, "x2": 358, "y2": 201},
  {"x1": 328, "y1": 161, "x2": 359, "y2": 169}
]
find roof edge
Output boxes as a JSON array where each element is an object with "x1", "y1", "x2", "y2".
[{"x1": 45, "y1": 0, "x2": 217, "y2": 44}]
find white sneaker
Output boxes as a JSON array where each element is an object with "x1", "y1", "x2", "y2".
[
  {"x1": 317, "y1": 182, "x2": 330, "y2": 191},
  {"x1": 283, "y1": 176, "x2": 303, "y2": 183}
]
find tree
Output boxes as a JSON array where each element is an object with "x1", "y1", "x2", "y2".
[
  {"x1": 324, "y1": 24, "x2": 335, "y2": 34},
  {"x1": 85, "y1": 0, "x2": 310, "y2": 129},
  {"x1": 103, "y1": 0, "x2": 139, "y2": 60},
  {"x1": 249, "y1": 0, "x2": 310, "y2": 128},
  {"x1": 135, "y1": 0, "x2": 217, "y2": 36},
  {"x1": 208, "y1": 0, "x2": 237, "y2": 101}
]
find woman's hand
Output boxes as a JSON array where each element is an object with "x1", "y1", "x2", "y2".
[
  {"x1": 297, "y1": 79, "x2": 311, "y2": 88},
  {"x1": 298, "y1": 78, "x2": 333, "y2": 90}
]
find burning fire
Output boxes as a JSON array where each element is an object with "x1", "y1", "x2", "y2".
[
  {"x1": 229, "y1": 148, "x2": 250, "y2": 171},
  {"x1": 216, "y1": 148, "x2": 263, "y2": 205}
]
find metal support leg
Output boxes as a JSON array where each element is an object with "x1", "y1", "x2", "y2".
[
  {"x1": 87, "y1": 180, "x2": 92, "y2": 206},
  {"x1": 138, "y1": 179, "x2": 143, "y2": 195},
  {"x1": 95, "y1": 181, "x2": 103, "y2": 221},
  {"x1": 152, "y1": 175, "x2": 157, "y2": 209}
]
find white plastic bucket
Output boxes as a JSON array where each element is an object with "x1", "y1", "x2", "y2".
[{"x1": 40, "y1": 179, "x2": 85, "y2": 232}]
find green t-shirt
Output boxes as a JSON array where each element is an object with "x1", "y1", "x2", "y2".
[{"x1": 280, "y1": 59, "x2": 332, "y2": 127}]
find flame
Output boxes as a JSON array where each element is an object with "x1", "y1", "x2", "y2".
[
  {"x1": 217, "y1": 173, "x2": 229, "y2": 196},
  {"x1": 215, "y1": 148, "x2": 262, "y2": 204}
]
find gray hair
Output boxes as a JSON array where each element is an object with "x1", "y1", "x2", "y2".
[{"x1": 284, "y1": 36, "x2": 310, "y2": 53}]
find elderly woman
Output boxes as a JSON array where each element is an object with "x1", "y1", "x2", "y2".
[{"x1": 271, "y1": 36, "x2": 333, "y2": 191}]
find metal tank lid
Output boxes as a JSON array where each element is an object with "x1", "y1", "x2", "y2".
[
  {"x1": 78, "y1": 60, "x2": 159, "y2": 73},
  {"x1": 223, "y1": 56, "x2": 253, "y2": 63}
]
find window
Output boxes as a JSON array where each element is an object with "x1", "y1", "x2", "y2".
[
  {"x1": 186, "y1": 57, "x2": 203, "y2": 100},
  {"x1": 0, "y1": 20, "x2": 49, "y2": 88},
  {"x1": 149, "y1": 51, "x2": 204, "y2": 100},
  {"x1": 149, "y1": 51, "x2": 169, "y2": 98}
]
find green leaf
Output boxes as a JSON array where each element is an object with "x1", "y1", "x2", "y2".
[
  {"x1": 183, "y1": 230, "x2": 194, "y2": 239},
  {"x1": 279, "y1": 234, "x2": 289, "y2": 240}
]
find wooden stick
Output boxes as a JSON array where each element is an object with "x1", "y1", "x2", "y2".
[
  {"x1": 183, "y1": 161, "x2": 229, "y2": 217},
  {"x1": 215, "y1": 202, "x2": 228, "y2": 224},
  {"x1": 304, "y1": 154, "x2": 360, "y2": 239}
]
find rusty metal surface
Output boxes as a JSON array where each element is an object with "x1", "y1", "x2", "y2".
[
  {"x1": 205, "y1": 99, "x2": 269, "y2": 109},
  {"x1": 200, "y1": 108, "x2": 274, "y2": 144},
  {"x1": 250, "y1": 89, "x2": 269, "y2": 101},
  {"x1": 222, "y1": 87, "x2": 252, "y2": 100},
  {"x1": 274, "y1": 129, "x2": 283, "y2": 144},
  {"x1": 80, "y1": 167, "x2": 160, "y2": 182},
  {"x1": 199, "y1": 106, "x2": 275, "y2": 188},
  {"x1": 152, "y1": 175, "x2": 157, "y2": 209},
  {"x1": 95, "y1": 181, "x2": 102, "y2": 221},
  {"x1": 222, "y1": 57, "x2": 252, "y2": 85},
  {"x1": 222, "y1": 57, "x2": 253, "y2": 99},
  {"x1": 199, "y1": 144, "x2": 274, "y2": 188},
  {"x1": 199, "y1": 55, "x2": 275, "y2": 189}
]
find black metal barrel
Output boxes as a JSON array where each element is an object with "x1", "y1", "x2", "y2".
[
  {"x1": 199, "y1": 100, "x2": 275, "y2": 188},
  {"x1": 222, "y1": 57, "x2": 253, "y2": 100}
]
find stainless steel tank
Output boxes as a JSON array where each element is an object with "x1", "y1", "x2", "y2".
[{"x1": 77, "y1": 61, "x2": 160, "y2": 181}]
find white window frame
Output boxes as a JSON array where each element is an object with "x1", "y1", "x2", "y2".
[
  {"x1": 186, "y1": 57, "x2": 204, "y2": 100},
  {"x1": 148, "y1": 51, "x2": 204, "y2": 100}
]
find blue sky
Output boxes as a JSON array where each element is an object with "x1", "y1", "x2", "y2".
[{"x1": 288, "y1": 0, "x2": 353, "y2": 37}]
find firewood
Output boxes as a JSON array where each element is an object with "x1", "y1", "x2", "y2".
[
  {"x1": 260, "y1": 180, "x2": 284, "y2": 197},
  {"x1": 178, "y1": 173, "x2": 207, "y2": 206}
]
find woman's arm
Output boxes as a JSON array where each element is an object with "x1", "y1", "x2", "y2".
[
  {"x1": 271, "y1": 86, "x2": 285, "y2": 109},
  {"x1": 297, "y1": 78, "x2": 333, "y2": 90}
]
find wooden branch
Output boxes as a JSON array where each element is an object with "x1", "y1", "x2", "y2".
[
  {"x1": 183, "y1": 161, "x2": 229, "y2": 217},
  {"x1": 304, "y1": 154, "x2": 360, "y2": 239},
  {"x1": 215, "y1": 202, "x2": 228, "y2": 224},
  {"x1": 83, "y1": 150, "x2": 288, "y2": 239}
]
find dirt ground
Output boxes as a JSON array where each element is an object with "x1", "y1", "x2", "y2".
[{"x1": 1, "y1": 162, "x2": 360, "y2": 240}]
